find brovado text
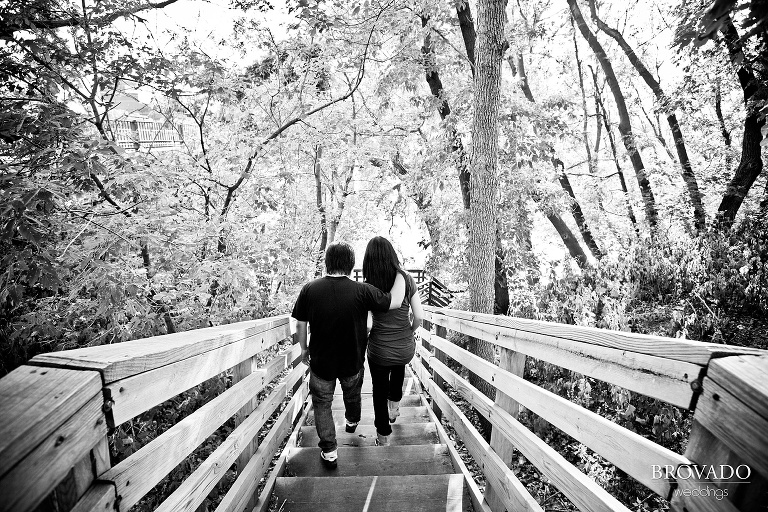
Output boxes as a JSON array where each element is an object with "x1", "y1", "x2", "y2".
[{"x1": 652, "y1": 464, "x2": 751, "y2": 481}]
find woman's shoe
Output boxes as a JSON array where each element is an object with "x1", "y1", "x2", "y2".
[
  {"x1": 375, "y1": 433, "x2": 390, "y2": 446},
  {"x1": 387, "y1": 399, "x2": 400, "y2": 423}
]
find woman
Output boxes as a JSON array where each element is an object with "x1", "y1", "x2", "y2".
[{"x1": 362, "y1": 236, "x2": 424, "y2": 446}]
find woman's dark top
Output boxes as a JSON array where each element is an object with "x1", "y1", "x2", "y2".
[{"x1": 367, "y1": 271, "x2": 418, "y2": 366}]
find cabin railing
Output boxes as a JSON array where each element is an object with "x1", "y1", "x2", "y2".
[
  {"x1": 414, "y1": 306, "x2": 768, "y2": 512},
  {"x1": 0, "y1": 315, "x2": 306, "y2": 512}
]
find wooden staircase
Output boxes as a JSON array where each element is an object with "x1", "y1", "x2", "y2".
[{"x1": 271, "y1": 366, "x2": 473, "y2": 512}]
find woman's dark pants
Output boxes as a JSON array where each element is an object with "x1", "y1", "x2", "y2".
[{"x1": 368, "y1": 361, "x2": 405, "y2": 436}]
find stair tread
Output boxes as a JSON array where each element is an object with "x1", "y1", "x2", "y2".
[
  {"x1": 285, "y1": 445, "x2": 454, "y2": 477},
  {"x1": 330, "y1": 395, "x2": 421, "y2": 410},
  {"x1": 306, "y1": 406, "x2": 430, "y2": 427},
  {"x1": 333, "y1": 375, "x2": 418, "y2": 396},
  {"x1": 273, "y1": 474, "x2": 470, "y2": 512},
  {"x1": 299, "y1": 423, "x2": 439, "y2": 447}
]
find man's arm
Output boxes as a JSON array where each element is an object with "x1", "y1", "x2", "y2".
[
  {"x1": 410, "y1": 290, "x2": 425, "y2": 331},
  {"x1": 295, "y1": 320, "x2": 309, "y2": 364},
  {"x1": 388, "y1": 272, "x2": 406, "y2": 310}
]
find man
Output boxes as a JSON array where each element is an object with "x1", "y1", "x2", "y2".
[{"x1": 292, "y1": 241, "x2": 405, "y2": 469}]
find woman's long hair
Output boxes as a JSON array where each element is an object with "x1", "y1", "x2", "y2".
[{"x1": 362, "y1": 236, "x2": 402, "y2": 292}]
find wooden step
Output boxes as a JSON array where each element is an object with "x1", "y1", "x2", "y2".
[
  {"x1": 333, "y1": 375, "x2": 419, "y2": 396},
  {"x1": 285, "y1": 445, "x2": 454, "y2": 477},
  {"x1": 330, "y1": 394, "x2": 422, "y2": 410},
  {"x1": 306, "y1": 406, "x2": 430, "y2": 427},
  {"x1": 299, "y1": 423, "x2": 439, "y2": 447},
  {"x1": 273, "y1": 474, "x2": 469, "y2": 512}
]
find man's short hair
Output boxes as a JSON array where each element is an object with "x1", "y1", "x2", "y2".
[{"x1": 325, "y1": 242, "x2": 355, "y2": 275}]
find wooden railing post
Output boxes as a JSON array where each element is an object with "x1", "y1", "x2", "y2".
[
  {"x1": 233, "y1": 355, "x2": 259, "y2": 510},
  {"x1": 671, "y1": 355, "x2": 768, "y2": 512},
  {"x1": 484, "y1": 347, "x2": 526, "y2": 512}
]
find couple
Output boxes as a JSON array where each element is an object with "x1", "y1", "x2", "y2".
[{"x1": 292, "y1": 237, "x2": 424, "y2": 469}]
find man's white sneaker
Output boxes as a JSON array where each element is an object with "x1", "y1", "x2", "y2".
[
  {"x1": 375, "y1": 433, "x2": 390, "y2": 446},
  {"x1": 387, "y1": 399, "x2": 400, "y2": 423},
  {"x1": 320, "y1": 449, "x2": 338, "y2": 469}
]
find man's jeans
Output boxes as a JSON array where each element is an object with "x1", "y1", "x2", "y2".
[{"x1": 309, "y1": 367, "x2": 364, "y2": 453}]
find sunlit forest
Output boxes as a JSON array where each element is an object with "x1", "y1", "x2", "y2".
[{"x1": 1, "y1": 0, "x2": 766, "y2": 509}]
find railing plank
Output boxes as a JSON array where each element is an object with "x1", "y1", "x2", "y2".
[
  {"x1": 215, "y1": 376, "x2": 309, "y2": 512},
  {"x1": 424, "y1": 307, "x2": 763, "y2": 365},
  {"x1": 0, "y1": 395, "x2": 107, "y2": 512},
  {"x1": 410, "y1": 354, "x2": 542, "y2": 512},
  {"x1": 707, "y1": 355, "x2": 768, "y2": 421},
  {"x1": 69, "y1": 483, "x2": 117, "y2": 512},
  {"x1": 485, "y1": 347, "x2": 526, "y2": 512},
  {"x1": 416, "y1": 345, "x2": 631, "y2": 512},
  {"x1": 106, "y1": 323, "x2": 291, "y2": 425},
  {"x1": 102, "y1": 346, "x2": 300, "y2": 511},
  {"x1": 416, "y1": 389, "x2": 492, "y2": 512},
  {"x1": 424, "y1": 313, "x2": 701, "y2": 408},
  {"x1": 695, "y1": 376, "x2": 768, "y2": 479},
  {"x1": 0, "y1": 366, "x2": 101, "y2": 479},
  {"x1": 156, "y1": 365, "x2": 307, "y2": 512},
  {"x1": 31, "y1": 316, "x2": 289, "y2": 382},
  {"x1": 417, "y1": 328, "x2": 687, "y2": 498},
  {"x1": 251, "y1": 389, "x2": 314, "y2": 512}
]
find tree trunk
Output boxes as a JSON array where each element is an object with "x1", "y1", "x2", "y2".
[
  {"x1": 588, "y1": 0, "x2": 706, "y2": 231},
  {"x1": 510, "y1": 52, "x2": 601, "y2": 261},
  {"x1": 716, "y1": 18, "x2": 767, "y2": 227},
  {"x1": 591, "y1": 67, "x2": 640, "y2": 234},
  {"x1": 313, "y1": 146, "x2": 327, "y2": 276},
  {"x1": 568, "y1": 0, "x2": 658, "y2": 230},
  {"x1": 544, "y1": 209, "x2": 589, "y2": 264},
  {"x1": 467, "y1": 0, "x2": 506, "y2": 424},
  {"x1": 457, "y1": 2, "x2": 477, "y2": 79},
  {"x1": 421, "y1": 16, "x2": 471, "y2": 209},
  {"x1": 554, "y1": 159, "x2": 603, "y2": 259}
]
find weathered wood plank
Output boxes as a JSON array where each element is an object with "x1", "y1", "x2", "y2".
[
  {"x1": 425, "y1": 313, "x2": 701, "y2": 408},
  {"x1": 707, "y1": 355, "x2": 768, "y2": 421},
  {"x1": 415, "y1": 362, "x2": 493, "y2": 512},
  {"x1": 31, "y1": 316, "x2": 289, "y2": 382},
  {"x1": 670, "y1": 475, "x2": 741, "y2": 512},
  {"x1": 410, "y1": 358, "x2": 542, "y2": 512},
  {"x1": 0, "y1": 366, "x2": 101, "y2": 479},
  {"x1": 695, "y1": 376, "x2": 768, "y2": 479},
  {"x1": 215, "y1": 379, "x2": 309, "y2": 512},
  {"x1": 416, "y1": 354, "x2": 630, "y2": 512},
  {"x1": 271, "y1": 474, "x2": 467, "y2": 512},
  {"x1": 424, "y1": 307, "x2": 764, "y2": 365},
  {"x1": 251, "y1": 396, "x2": 312, "y2": 512},
  {"x1": 105, "y1": 323, "x2": 291, "y2": 424},
  {"x1": 422, "y1": 333, "x2": 687, "y2": 498},
  {"x1": 299, "y1": 423, "x2": 439, "y2": 447},
  {"x1": 232, "y1": 354, "x2": 258, "y2": 512},
  {"x1": 69, "y1": 483, "x2": 116, "y2": 512},
  {"x1": 0, "y1": 395, "x2": 107, "y2": 512},
  {"x1": 681, "y1": 420, "x2": 768, "y2": 512},
  {"x1": 285, "y1": 445, "x2": 454, "y2": 477},
  {"x1": 102, "y1": 349, "x2": 300, "y2": 511},
  {"x1": 155, "y1": 369, "x2": 308, "y2": 512},
  {"x1": 485, "y1": 347, "x2": 526, "y2": 512}
]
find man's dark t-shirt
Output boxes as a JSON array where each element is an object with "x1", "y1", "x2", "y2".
[{"x1": 292, "y1": 276, "x2": 392, "y2": 380}]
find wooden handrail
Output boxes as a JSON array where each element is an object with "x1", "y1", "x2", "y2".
[
  {"x1": 2, "y1": 304, "x2": 765, "y2": 512},
  {"x1": 0, "y1": 314, "x2": 304, "y2": 512},
  {"x1": 416, "y1": 307, "x2": 768, "y2": 512}
]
